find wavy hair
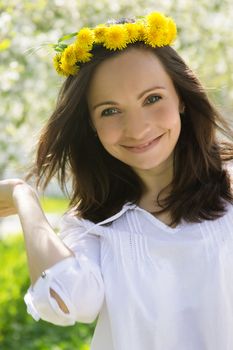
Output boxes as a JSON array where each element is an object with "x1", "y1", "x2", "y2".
[{"x1": 27, "y1": 42, "x2": 233, "y2": 225}]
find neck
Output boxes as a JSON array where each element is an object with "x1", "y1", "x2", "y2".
[{"x1": 134, "y1": 156, "x2": 173, "y2": 211}]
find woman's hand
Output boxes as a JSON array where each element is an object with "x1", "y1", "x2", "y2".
[{"x1": 0, "y1": 179, "x2": 29, "y2": 217}]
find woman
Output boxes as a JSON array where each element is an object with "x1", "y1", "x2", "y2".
[{"x1": 1, "y1": 12, "x2": 233, "y2": 350}]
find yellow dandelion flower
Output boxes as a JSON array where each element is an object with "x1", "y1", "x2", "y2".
[
  {"x1": 144, "y1": 25, "x2": 169, "y2": 47},
  {"x1": 146, "y1": 12, "x2": 167, "y2": 29},
  {"x1": 74, "y1": 44, "x2": 93, "y2": 63},
  {"x1": 124, "y1": 23, "x2": 142, "y2": 43},
  {"x1": 144, "y1": 13, "x2": 170, "y2": 48},
  {"x1": 103, "y1": 24, "x2": 129, "y2": 50},
  {"x1": 136, "y1": 21, "x2": 146, "y2": 41},
  {"x1": 53, "y1": 53, "x2": 67, "y2": 76},
  {"x1": 61, "y1": 44, "x2": 77, "y2": 66},
  {"x1": 60, "y1": 47, "x2": 79, "y2": 75},
  {"x1": 166, "y1": 17, "x2": 177, "y2": 44},
  {"x1": 76, "y1": 27, "x2": 94, "y2": 48},
  {"x1": 94, "y1": 24, "x2": 107, "y2": 44},
  {"x1": 60, "y1": 60, "x2": 79, "y2": 76}
]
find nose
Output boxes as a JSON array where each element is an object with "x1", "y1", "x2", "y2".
[{"x1": 123, "y1": 109, "x2": 151, "y2": 140}]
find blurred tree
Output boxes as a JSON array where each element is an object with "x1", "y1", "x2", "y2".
[{"x1": 0, "y1": 0, "x2": 233, "y2": 178}]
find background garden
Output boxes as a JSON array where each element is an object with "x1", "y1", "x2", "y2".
[{"x1": 1, "y1": 0, "x2": 233, "y2": 349}]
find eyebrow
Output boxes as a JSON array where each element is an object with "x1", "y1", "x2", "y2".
[{"x1": 92, "y1": 85, "x2": 166, "y2": 110}]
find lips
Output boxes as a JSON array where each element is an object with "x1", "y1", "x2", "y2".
[
  {"x1": 122, "y1": 134, "x2": 163, "y2": 153},
  {"x1": 130, "y1": 138, "x2": 157, "y2": 149}
]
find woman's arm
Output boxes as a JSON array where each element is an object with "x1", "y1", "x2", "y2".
[
  {"x1": 12, "y1": 182, "x2": 74, "y2": 285},
  {"x1": 1, "y1": 179, "x2": 104, "y2": 323},
  {"x1": 0, "y1": 179, "x2": 73, "y2": 313}
]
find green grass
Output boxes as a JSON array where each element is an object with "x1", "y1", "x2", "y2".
[
  {"x1": 40, "y1": 196, "x2": 69, "y2": 214},
  {"x1": 0, "y1": 197, "x2": 95, "y2": 349}
]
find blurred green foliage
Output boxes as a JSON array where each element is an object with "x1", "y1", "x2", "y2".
[{"x1": 0, "y1": 235, "x2": 94, "y2": 350}]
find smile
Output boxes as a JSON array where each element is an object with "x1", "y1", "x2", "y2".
[{"x1": 122, "y1": 134, "x2": 164, "y2": 153}]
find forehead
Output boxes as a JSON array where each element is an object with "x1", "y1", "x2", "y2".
[{"x1": 87, "y1": 48, "x2": 174, "y2": 101}]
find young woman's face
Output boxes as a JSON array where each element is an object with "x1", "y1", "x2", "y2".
[{"x1": 87, "y1": 48, "x2": 183, "y2": 174}]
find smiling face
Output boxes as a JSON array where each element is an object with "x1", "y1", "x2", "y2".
[{"x1": 87, "y1": 47, "x2": 183, "y2": 178}]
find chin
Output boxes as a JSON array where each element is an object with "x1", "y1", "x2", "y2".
[
  {"x1": 129, "y1": 161, "x2": 163, "y2": 171},
  {"x1": 129, "y1": 155, "x2": 173, "y2": 172}
]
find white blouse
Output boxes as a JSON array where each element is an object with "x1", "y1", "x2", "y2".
[{"x1": 24, "y1": 202, "x2": 233, "y2": 350}]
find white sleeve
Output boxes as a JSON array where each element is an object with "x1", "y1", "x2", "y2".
[{"x1": 24, "y1": 214, "x2": 105, "y2": 326}]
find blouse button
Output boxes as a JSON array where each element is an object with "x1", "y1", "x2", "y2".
[{"x1": 41, "y1": 271, "x2": 47, "y2": 279}]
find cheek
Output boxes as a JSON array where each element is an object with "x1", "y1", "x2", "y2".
[
  {"x1": 96, "y1": 122, "x2": 121, "y2": 145},
  {"x1": 156, "y1": 105, "x2": 181, "y2": 130}
]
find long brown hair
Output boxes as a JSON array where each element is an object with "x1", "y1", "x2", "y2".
[{"x1": 27, "y1": 42, "x2": 233, "y2": 225}]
